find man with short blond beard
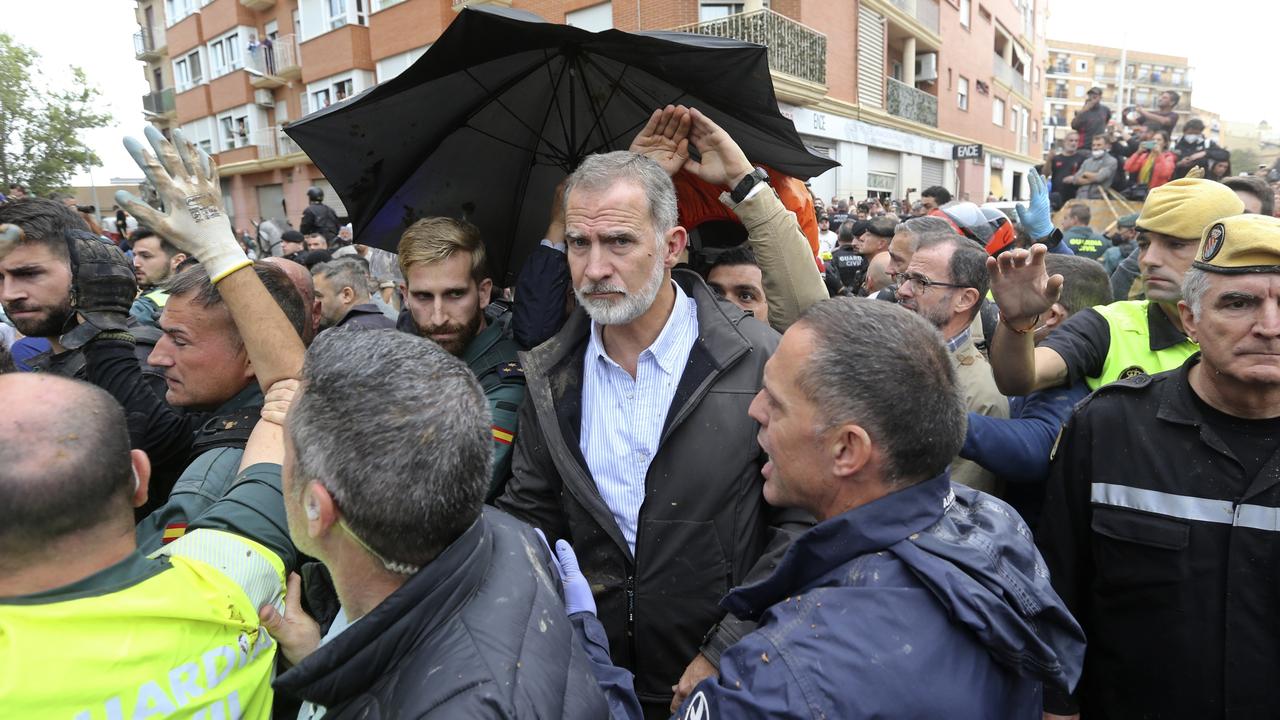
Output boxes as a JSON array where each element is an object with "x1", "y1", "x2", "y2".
[{"x1": 397, "y1": 217, "x2": 525, "y2": 499}]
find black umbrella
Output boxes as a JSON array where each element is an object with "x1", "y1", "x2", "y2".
[{"x1": 285, "y1": 6, "x2": 837, "y2": 283}]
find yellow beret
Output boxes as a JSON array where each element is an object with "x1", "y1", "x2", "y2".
[
  {"x1": 1195, "y1": 214, "x2": 1280, "y2": 274},
  {"x1": 1136, "y1": 178, "x2": 1244, "y2": 240}
]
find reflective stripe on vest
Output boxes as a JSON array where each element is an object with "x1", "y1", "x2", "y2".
[
  {"x1": 1092, "y1": 482, "x2": 1280, "y2": 532},
  {"x1": 0, "y1": 529, "x2": 284, "y2": 719},
  {"x1": 144, "y1": 289, "x2": 169, "y2": 308},
  {"x1": 1086, "y1": 300, "x2": 1198, "y2": 390}
]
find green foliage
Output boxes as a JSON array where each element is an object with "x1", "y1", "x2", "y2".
[
  {"x1": 0, "y1": 34, "x2": 112, "y2": 196},
  {"x1": 1230, "y1": 146, "x2": 1261, "y2": 175}
]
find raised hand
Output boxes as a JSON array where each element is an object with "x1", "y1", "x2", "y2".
[
  {"x1": 986, "y1": 244, "x2": 1064, "y2": 326},
  {"x1": 58, "y1": 236, "x2": 138, "y2": 350},
  {"x1": 629, "y1": 105, "x2": 692, "y2": 177},
  {"x1": 684, "y1": 108, "x2": 755, "y2": 189},
  {"x1": 117, "y1": 126, "x2": 250, "y2": 283},
  {"x1": 1014, "y1": 172, "x2": 1054, "y2": 241}
]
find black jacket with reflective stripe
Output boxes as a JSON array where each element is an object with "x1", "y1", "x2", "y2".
[{"x1": 1038, "y1": 354, "x2": 1280, "y2": 719}]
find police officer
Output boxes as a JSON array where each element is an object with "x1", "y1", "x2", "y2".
[
  {"x1": 824, "y1": 219, "x2": 869, "y2": 295},
  {"x1": 300, "y1": 186, "x2": 339, "y2": 244},
  {"x1": 395, "y1": 216, "x2": 525, "y2": 499},
  {"x1": 1039, "y1": 213, "x2": 1280, "y2": 719},
  {"x1": 987, "y1": 178, "x2": 1244, "y2": 395}
]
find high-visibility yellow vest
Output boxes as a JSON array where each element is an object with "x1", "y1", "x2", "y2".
[
  {"x1": 144, "y1": 288, "x2": 169, "y2": 308},
  {"x1": 1087, "y1": 300, "x2": 1198, "y2": 389},
  {"x1": 0, "y1": 529, "x2": 285, "y2": 720}
]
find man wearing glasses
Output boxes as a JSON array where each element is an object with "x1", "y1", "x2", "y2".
[{"x1": 895, "y1": 230, "x2": 1007, "y2": 495}]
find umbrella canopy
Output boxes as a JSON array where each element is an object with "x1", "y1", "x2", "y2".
[{"x1": 285, "y1": 6, "x2": 838, "y2": 283}]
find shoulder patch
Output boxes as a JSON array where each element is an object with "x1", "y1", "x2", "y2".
[
  {"x1": 1110, "y1": 369, "x2": 1153, "y2": 388},
  {"x1": 497, "y1": 361, "x2": 524, "y2": 380}
]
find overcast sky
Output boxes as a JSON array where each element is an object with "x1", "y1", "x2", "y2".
[{"x1": 5, "y1": 0, "x2": 1273, "y2": 185}]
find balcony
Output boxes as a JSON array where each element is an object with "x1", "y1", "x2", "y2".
[
  {"x1": 886, "y1": 77, "x2": 936, "y2": 126},
  {"x1": 1047, "y1": 62, "x2": 1069, "y2": 75},
  {"x1": 993, "y1": 53, "x2": 1029, "y2": 98},
  {"x1": 673, "y1": 8, "x2": 827, "y2": 102},
  {"x1": 885, "y1": 0, "x2": 939, "y2": 33},
  {"x1": 134, "y1": 29, "x2": 163, "y2": 60},
  {"x1": 142, "y1": 88, "x2": 176, "y2": 119},
  {"x1": 246, "y1": 34, "x2": 302, "y2": 89},
  {"x1": 240, "y1": 0, "x2": 276, "y2": 9},
  {"x1": 250, "y1": 126, "x2": 304, "y2": 160}
]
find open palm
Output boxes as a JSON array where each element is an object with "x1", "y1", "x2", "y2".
[{"x1": 628, "y1": 105, "x2": 691, "y2": 177}]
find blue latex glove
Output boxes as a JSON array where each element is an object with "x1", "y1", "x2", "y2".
[
  {"x1": 1015, "y1": 172, "x2": 1055, "y2": 240},
  {"x1": 555, "y1": 539, "x2": 597, "y2": 616}
]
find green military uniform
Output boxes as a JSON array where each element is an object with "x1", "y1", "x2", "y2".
[
  {"x1": 129, "y1": 288, "x2": 169, "y2": 328},
  {"x1": 0, "y1": 463, "x2": 294, "y2": 719},
  {"x1": 461, "y1": 321, "x2": 527, "y2": 501},
  {"x1": 136, "y1": 383, "x2": 264, "y2": 554}
]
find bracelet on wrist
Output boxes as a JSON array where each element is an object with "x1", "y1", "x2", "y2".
[{"x1": 1002, "y1": 314, "x2": 1040, "y2": 335}]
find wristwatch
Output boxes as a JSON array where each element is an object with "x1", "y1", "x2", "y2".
[{"x1": 730, "y1": 167, "x2": 769, "y2": 204}]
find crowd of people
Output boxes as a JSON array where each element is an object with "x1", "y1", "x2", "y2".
[{"x1": 2, "y1": 96, "x2": 1280, "y2": 720}]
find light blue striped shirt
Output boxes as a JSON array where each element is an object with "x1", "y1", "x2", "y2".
[{"x1": 580, "y1": 282, "x2": 699, "y2": 556}]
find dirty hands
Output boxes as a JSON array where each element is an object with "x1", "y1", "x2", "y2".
[{"x1": 118, "y1": 126, "x2": 250, "y2": 283}]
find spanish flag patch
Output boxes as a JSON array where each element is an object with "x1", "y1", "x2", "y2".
[
  {"x1": 162, "y1": 523, "x2": 188, "y2": 544},
  {"x1": 492, "y1": 425, "x2": 514, "y2": 445}
]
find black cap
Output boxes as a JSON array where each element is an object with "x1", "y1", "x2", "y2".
[{"x1": 281, "y1": 230, "x2": 304, "y2": 243}]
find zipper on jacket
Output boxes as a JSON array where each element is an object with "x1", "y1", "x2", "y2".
[{"x1": 625, "y1": 574, "x2": 636, "y2": 632}]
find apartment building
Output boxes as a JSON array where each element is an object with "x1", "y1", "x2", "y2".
[
  {"x1": 1043, "y1": 40, "x2": 1195, "y2": 149},
  {"x1": 131, "y1": 0, "x2": 1048, "y2": 234}
]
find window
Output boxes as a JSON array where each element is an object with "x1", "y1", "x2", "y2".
[
  {"x1": 306, "y1": 71, "x2": 374, "y2": 113},
  {"x1": 700, "y1": 2, "x2": 745, "y2": 21},
  {"x1": 375, "y1": 45, "x2": 430, "y2": 83},
  {"x1": 165, "y1": 0, "x2": 195, "y2": 25},
  {"x1": 566, "y1": 1, "x2": 613, "y2": 32},
  {"x1": 1011, "y1": 103, "x2": 1021, "y2": 133},
  {"x1": 218, "y1": 112, "x2": 251, "y2": 151},
  {"x1": 325, "y1": 0, "x2": 367, "y2": 31},
  {"x1": 208, "y1": 29, "x2": 247, "y2": 78},
  {"x1": 959, "y1": 0, "x2": 970, "y2": 28},
  {"x1": 992, "y1": 97, "x2": 1005, "y2": 126},
  {"x1": 174, "y1": 49, "x2": 203, "y2": 91},
  {"x1": 372, "y1": 0, "x2": 403, "y2": 9},
  {"x1": 957, "y1": 76, "x2": 969, "y2": 110},
  {"x1": 1076, "y1": 59, "x2": 1087, "y2": 73},
  {"x1": 1074, "y1": 84, "x2": 1085, "y2": 98},
  {"x1": 181, "y1": 118, "x2": 214, "y2": 154}
]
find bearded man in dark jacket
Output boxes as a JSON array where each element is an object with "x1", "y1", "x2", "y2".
[{"x1": 496, "y1": 146, "x2": 810, "y2": 718}]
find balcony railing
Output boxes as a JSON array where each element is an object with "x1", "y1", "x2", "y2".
[
  {"x1": 672, "y1": 9, "x2": 827, "y2": 86},
  {"x1": 886, "y1": 0, "x2": 940, "y2": 33},
  {"x1": 993, "y1": 53, "x2": 1029, "y2": 97},
  {"x1": 246, "y1": 34, "x2": 302, "y2": 87},
  {"x1": 886, "y1": 77, "x2": 937, "y2": 126},
  {"x1": 134, "y1": 30, "x2": 160, "y2": 59},
  {"x1": 250, "y1": 126, "x2": 304, "y2": 160},
  {"x1": 142, "y1": 88, "x2": 175, "y2": 116}
]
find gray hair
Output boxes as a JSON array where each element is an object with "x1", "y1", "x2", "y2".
[
  {"x1": 288, "y1": 329, "x2": 492, "y2": 570},
  {"x1": 1182, "y1": 266, "x2": 1212, "y2": 319},
  {"x1": 894, "y1": 216, "x2": 956, "y2": 250},
  {"x1": 312, "y1": 258, "x2": 373, "y2": 302},
  {"x1": 563, "y1": 151, "x2": 679, "y2": 244},
  {"x1": 795, "y1": 298, "x2": 965, "y2": 487}
]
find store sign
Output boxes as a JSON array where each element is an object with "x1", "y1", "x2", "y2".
[
  {"x1": 780, "y1": 103, "x2": 954, "y2": 160},
  {"x1": 990, "y1": 155, "x2": 1006, "y2": 170},
  {"x1": 953, "y1": 144, "x2": 984, "y2": 160}
]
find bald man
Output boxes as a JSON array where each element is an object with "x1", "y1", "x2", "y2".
[
  {"x1": 0, "y1": 373, "x2": 295, "y2": 718},
  {"x1": 262, "y1": 255, "x2": 320, "y2": 343}
]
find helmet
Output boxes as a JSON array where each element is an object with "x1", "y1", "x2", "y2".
[
  {"x1": 307, "y1": 186, "x2": 324, "y2": 202},
  {"x1": 933, "y1": 202, "x2": 1014, "y2": 256}
]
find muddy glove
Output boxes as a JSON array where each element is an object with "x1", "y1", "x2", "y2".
[
  {"x1": 1014, "y1": 172, "x2": 1054, "y2": 241},
  {"x1": 59, "y1": 233, "x2": 138, "y2": 350},
  {"x1": 117, "y1": 126, "x2": 250, "y2": 283}
]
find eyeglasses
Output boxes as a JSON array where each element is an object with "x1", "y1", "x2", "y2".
[{"x1": 893, "y1": 272, "x2": 972, "y2": 292}]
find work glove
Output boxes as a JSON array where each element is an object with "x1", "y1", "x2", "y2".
[
  {"x1": 554, "y1": 539, "x2": 597, "y2": 616},
  {"x1": 58, "y1": 233, "x2": 138, "y2": 350},
  {"x1": 0, "y1": 224, "x2": 23, "y2": 260},
  {"x1": 117, "y1": 125, "x2": 251, "y2": 283},
  {"x1": 1014, "y1": 172, "x2": 1055, "y2": 241}
]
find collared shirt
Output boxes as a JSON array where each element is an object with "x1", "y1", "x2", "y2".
[
  {"x1": 945, "y1": 326, "x2": 972, "y2": 355},
  {"x1": 580, "y1": 282, "x2": 699, "y2": 555}
]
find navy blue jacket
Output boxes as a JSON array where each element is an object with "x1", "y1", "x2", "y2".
[
  {"x1": 960, "y1": 381, "x2": 1090, "y2": 528},
  {"x1": 579, "y1": 475, "x2": 1086, "y2": 719}
]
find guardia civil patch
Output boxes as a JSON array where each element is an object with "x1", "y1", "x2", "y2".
[
  {"x1": 1118, "y1": 365, "x2": 1147, "y2": 380},
  {"x1": 1203, "y1": 223, "x2": 1225, "y2": 262}
]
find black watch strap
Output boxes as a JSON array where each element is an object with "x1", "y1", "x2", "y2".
[{"x1": 730, "y1": 167, "x2": 769, "y2": 204}]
